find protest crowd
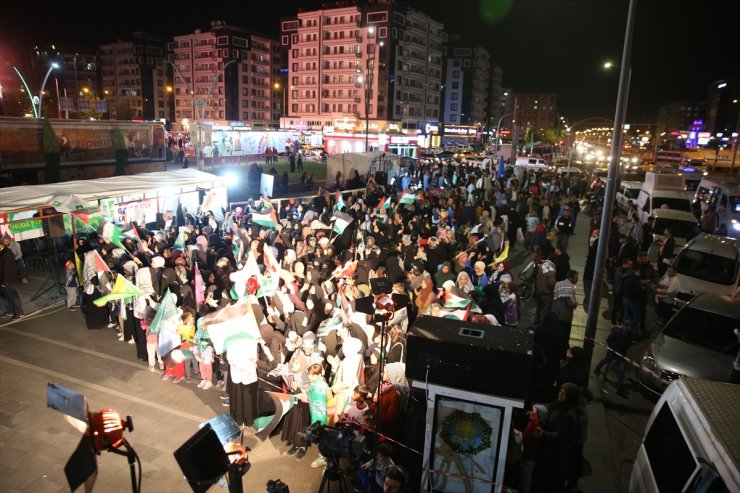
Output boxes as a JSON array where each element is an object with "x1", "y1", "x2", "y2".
[{"x1": 71, "y1": 159, "x2": 612, "y2": 493}]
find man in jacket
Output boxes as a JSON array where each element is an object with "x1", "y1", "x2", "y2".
[{"x1": 0, "y1": 241, "x2": 24, "y2": 319}]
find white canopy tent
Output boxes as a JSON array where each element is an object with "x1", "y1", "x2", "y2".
[{"x1": 0, "y1": 169, "x2": 224, "y2": 214}]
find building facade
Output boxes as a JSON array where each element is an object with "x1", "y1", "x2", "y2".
[
  {"x1": 279, "y1": 1, "x2": 445, "y2": 137},
  {"x1": 99, "y1": 34, "x2": 167, "y2": 121},
  {"x1": 442, "y1": 38, "x2": 490, "y2": 127},
  {"x1": 512, "y1": 92, "x2": 558, "y2": 134},
  {"x1": 656, "y1": 99, "x2": 706, "y2": 135},
  {"x1": 169, "y1": 21, "x2": 280, "y2": 129}
]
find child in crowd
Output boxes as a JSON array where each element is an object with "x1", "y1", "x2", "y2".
[
  {"x1": 143, "y1": 306, "x2": 163, "y2": 372},
  {"x1": 303, "y1": 363, "x2": 331, "y2": 467},
  {"x1": 64, "y1": 260, "x2": 79, "y2": 311},
  {"x1": 344, "y1": 384, "x2": 370, "y2": 426},
  {"x1": 521, "y1": 404, "x2": 547, "y2": 493},
  {"x1": 358, "y1": 442, "x2": 395, "y2": 493},
  {"x1": 193, "y1": 318, "x2": 215, "y2": 389},
  {"x1": 177, "y1": 311, "x2": 200, "y2": 382}
]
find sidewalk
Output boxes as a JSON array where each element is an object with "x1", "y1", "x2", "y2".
[{"x1": 564, "y1": 213, "x2": 628, "y2": 493}]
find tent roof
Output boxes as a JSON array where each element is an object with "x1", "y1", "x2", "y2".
[{"x1": 0, "y1": 169, "x2": 223, "y2": 214}]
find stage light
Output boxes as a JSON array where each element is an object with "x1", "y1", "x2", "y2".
[
  {"x1": 91, "y1": 408, "x2": 133, "y2": 452},
  {"x1": 223, "y1": 171, "x2": 239, "y2": 187}
]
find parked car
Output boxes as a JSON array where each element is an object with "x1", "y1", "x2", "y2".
[
  {"x1": 638, "y1": 293, "x2": 740, "y2": 395},
  {"x1": 670, "y1": 233, "x2": 740, "y2": 307}
]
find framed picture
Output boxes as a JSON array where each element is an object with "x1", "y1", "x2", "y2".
[{"x1": 429, "y1": 394, "x2": 504, "y2": 493}]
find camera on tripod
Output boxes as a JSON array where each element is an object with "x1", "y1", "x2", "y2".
[
  {"x1": 266, "y1": 479, "x2": 290, "y2": 493},
  {"x1": 301, "y1": 421, "x2": 366, "y2": 461}
]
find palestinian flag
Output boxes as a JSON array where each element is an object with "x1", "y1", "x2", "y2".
[
  {"x1": 397, "y1": 192, "x2": 416, "y2": 205},
  {"x1": 199, "y1": 300, "x2": 261, "y2": 354},
  {"x1": 440, "y1": 304, "x2": 471, "y2": 321},
  {"x1": 335, "y1": 192, "x2": 346, "y2": 211},
  {"x1": 91, "y1": 250, "x2": 110, "y2": 275},
  {"x1": 332, "y1": 211, "x2": 353, "y2": 235},
  {"x1": 263, "y1": 244, "x2": 281, "y2": 278},
  {"x1": 148, "y1": 289, "x2": 180, "y2": 335},
  {"x1": 93, "y1": 274, "x2": 142, "y2": 307},
  {"x1": 261, "y1": 194, "x2": 273, "y2": 209},
  {"x1": 376, "y1": 196, "x2": 391, "y2": 210},
  {"x1": 443, "y1": 286, "x2": 472, "y2": 309},
  {"x1": 254, "y1": 392, "x2": 296, "y2": 441},
  {"x1": 317, "y1": 314, "x2": 344, "y2": 338},
  {"x1": 252, "y1": 208, "x2": 278, "y2": 229},
  {"x1": 102, "y1": 222, "x2": 125, "y2": 248},
  {"x1": 72, "y1": 212, "x2": 105, "y2": 233},
  {"x1": 123, "y1": 227, "x2": 141, "y2": 241}
]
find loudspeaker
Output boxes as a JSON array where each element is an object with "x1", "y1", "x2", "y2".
[{"x1": 406, "y1": 316, "x2": 533, "y2": 399}]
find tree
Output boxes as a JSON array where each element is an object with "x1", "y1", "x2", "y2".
[
  {"x1": 112, "y1": 127, "x2": 128, "y2": 176},
  {"x1": 42, "y1": 119, "x2": 61, "y2": 183}
]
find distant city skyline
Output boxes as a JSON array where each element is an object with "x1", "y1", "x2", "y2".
[{"x1": 1, "y1": 0, "x2": 738, "y2": 123}]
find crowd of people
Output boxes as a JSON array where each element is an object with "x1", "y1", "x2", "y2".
[{"x1": 64, "y1": 159, "x2": 632, "y2": 493}]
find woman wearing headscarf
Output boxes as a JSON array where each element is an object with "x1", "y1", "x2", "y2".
[
  {"x1": 372, "y1": 362, "x2": 409, "y2": 442},
  {"x1": 81, "y1": 250, "x2": 110, "y2": 330},
  {"x1": 532, "y1": 382, "x2": 581, "y2": 493},
  {"x1": 330, "y1": 336, "x2": 365, "y2": 421},
  {"x1": 414, "y1": 275, "x2": 436, "y2": 316},
  {"x1": 455, "y1": 271, "x2": 475, "y2": 295}
]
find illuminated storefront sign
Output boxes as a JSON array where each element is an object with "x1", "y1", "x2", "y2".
[{"x1": 443, "y1": 125, "x2": 477, "y2": 136}]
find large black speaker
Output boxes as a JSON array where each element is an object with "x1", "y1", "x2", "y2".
[{"x1": 406, "y1": 316, "x2": 534, "y2": 399}]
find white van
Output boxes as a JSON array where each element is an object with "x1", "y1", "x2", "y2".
[
  {"x1": 617, "y1": 180, "x2": 644, "y2": 212},
  {"x1": 637, "y1": 172, "x2": 692, "y2": 224},
  {"x1": 514, "y1": 157, "x2": 549, "y2": 169},
  {"x1": 694, "y1": 177, "x2": 740, "y2": 238},
  {"x1": 629, "y1": 377, "x2": 739, "y2": 493},
  {"x1": 670, "y1": 233, "x2": 740, "y2": 305}
]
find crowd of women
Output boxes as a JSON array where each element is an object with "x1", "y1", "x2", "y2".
[{"x1": 73, "y1": 159, "x2": 594, "y2": 493}]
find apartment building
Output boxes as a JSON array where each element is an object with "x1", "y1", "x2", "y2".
[
  {"x1": 169, "y1": 21, "x2": 280, "y2": 128},
  {"x1": 513, "y1": 92, "x2": 558, "y2": 133},
  {"x1": 280, "y1": 0, "x2": 445, "y2": 133},
  {"x1": 99, "y1": 33, "x2": 167, "y2": 120},
  {"x1": 442, "y1": 38, "x2": 491, "y2": 127}
]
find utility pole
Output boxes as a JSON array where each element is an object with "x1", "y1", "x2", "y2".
[{"x1": 582, "y1": 0, "x2": 636, "y2": 383}]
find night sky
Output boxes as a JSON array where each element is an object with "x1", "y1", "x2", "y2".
[{"x1": 1, "y1": 0, "x2": 738, "y2": 122}]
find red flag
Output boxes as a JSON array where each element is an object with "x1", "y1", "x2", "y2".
[{"x1": 194, "y1": 262, "x2": 205, "y2": 308}]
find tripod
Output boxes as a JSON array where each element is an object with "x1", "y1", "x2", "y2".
[
  {"x1": 31, "y1": 240, "x2": 66, "y2": 302},
  {"x1": 318, "y1": 455, "x2": 350, "y2": 493}
]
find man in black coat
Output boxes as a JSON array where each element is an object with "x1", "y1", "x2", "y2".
[{"x1": 0, "y1": 242, "x2": 24, "y2": 318}]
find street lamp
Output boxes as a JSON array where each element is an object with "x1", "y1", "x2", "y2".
[
  {"x1": 582, "y1": 0, "x2": 636, "y2": 385},
  {"x1": 38, "y1": 63, "x2": 59, "y2": 118},
  {"x1": 273, "y1": 82, "x2": 286, "y2": 123},
  {"x1": 495, "y1": 112, "x2": 515, "y2": 152},
  {"x1": 12, "y1": 62, "x2": 58, "y2": 118},
  {"x1": 168, "y1": 59, "x2": 236, "y2": 171}
]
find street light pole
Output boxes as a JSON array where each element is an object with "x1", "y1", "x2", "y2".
[
  {"x1": 582, "y1": 0, "x2": 636, "y2": 383},
  {"x1": 564, "y1": 117, "x2": 614, "y2": 194},
  {"x1": 364, "y1": 26, "x2": 376, "y2": 152},
  {"x1": 495, "y1": 112, "x2": 515, "y2": 153},
  {"x1": 12, "y1": 66, "x2": 39, "y2": 118},
  {"x1": 38, "y1": 63, "x2": 59, "y2": 119}
]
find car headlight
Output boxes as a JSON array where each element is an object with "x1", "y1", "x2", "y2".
[
  {"x1": 732, "y1": 219, "x2": 740, "y2": 231},
  {"x1": 641, "y1": 353, "x2": 658, "y2": 374}
]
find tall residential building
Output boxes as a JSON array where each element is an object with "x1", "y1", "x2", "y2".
[
  {"x1": 487, "y1": 64, "x2": 504, "y2": 133},
  {"x1": 279, "y1": 0, "x2": 445, "y2": 133},
  {"x1": 706, "y1": 78, "x2": 739, "y2": 137},
  {"x1": 656, "y1": 100, "x2": 706, "y2": 135},
  {"x1": 442, "y1": 38, "x2": 490, "y2": 127},
  {"x1": 31, "y1": 44, "x2": 100, "y2": 118},
  {"x1": 169, "y1": 21, "x2": 280, "y2": 128},
  {"x1": 513, "y1": 92, "x2": 558, "y2": 133},
  {"x1": 99, "y1": 34, "x2": 167, "y2": 121}
]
